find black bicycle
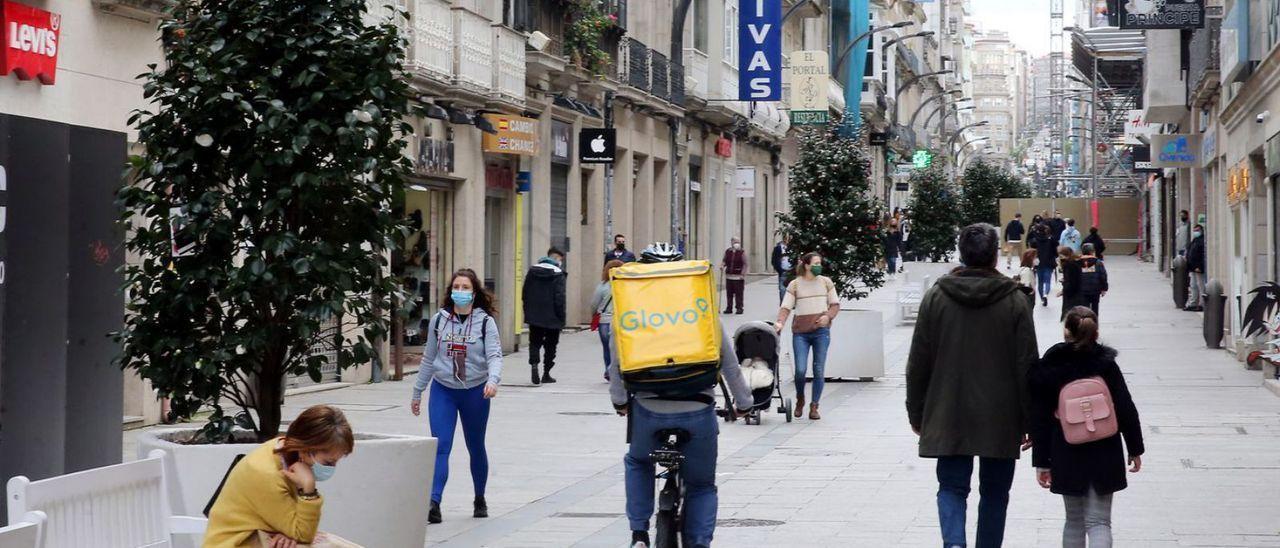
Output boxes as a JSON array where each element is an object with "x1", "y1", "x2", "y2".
[{"x1": 651, "y1": 428, "x2": 690, "y2": 548}]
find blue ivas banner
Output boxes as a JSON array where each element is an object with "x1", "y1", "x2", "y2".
[{"x1": 739, "y1": 0, "x2": 782, "y2": 101}]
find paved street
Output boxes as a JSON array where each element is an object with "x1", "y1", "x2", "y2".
[{"x1": 129, "y1": 257, "x2": 1280, "y2": 546}]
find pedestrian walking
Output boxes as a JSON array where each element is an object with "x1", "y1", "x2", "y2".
[
  {"x1": 608, "y1": 243, "x2": 754, "y2": 548},
  {"x1": 204, "y1": 405, "x2": 355, "y2": 548},
  {"x1": 1031, "y1": 213, "x2": 1044, "y2": 229},
  {"x1": 1175, "y1": 210, "x2": 1191, "y2": 257},
  {"x1": 1016, "y1": 249, "x2": 1038, "y2": 310},
  {"x1": 1059, "y1": 218, "x2": 1083, "y2": 254},
  {"x1": 410, "y1": 269, "x2": 503, "y2": 524},
  {"x1": 906, "y1": 223, "x2": 1039, "y2": 548},
  {"x1": 1186, "y1": 224, "x2": 1206, "y2": 311},
  {"x1": 1004, "y1": 213, "x2": 1026, "y2": 269},
  {"x1": 1083, "y1": 227, "x2": 1106, "y2": 259},
  {"x1": 1059, "y1": 246, "x2": 1083, "y2": 321},
  {"x1": 592, "y1": 259, "x2": 624, "y2": 382},
  {"x1": 523, "y1": 248, "x2": 567, "y2": 385},
  {"x1": 1048, "y1": 211, "x2": 1066, "y2": 242},
  {"x1": 1030, "y1": 306, "x2": 1144, "y2": 548},
  {"x1": 775, "y1": 252, "x2": 840, "y2": 420},
  {"x1": 1030, "y1": 223, "x2": 1058, "y2": 307},
  {"x1": 605, "y1": 234, "x2": 638, "y2": 265},
  {"x1": 900, "y1": 214, "x2": 912, "y2": 268},
  {"x1": 721, "y1": 237, "x2": 747, "y2": 315},
  {"x1": 883, "y1": 222, "x2": 903, "y2": 275},
  {"x1": 771, "y1": 235, "x2": 794, "y2": 304},
  {"x1": 1079, "y1": 244, "x2": 1108, "y2": 317}
]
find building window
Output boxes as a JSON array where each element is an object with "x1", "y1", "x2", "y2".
[
  {"x1": 724, "y1": 0, "x2": 738, "y2": 64},
  {"x1": 694, "y1": 0, "x2": 709, "y2": 52}
]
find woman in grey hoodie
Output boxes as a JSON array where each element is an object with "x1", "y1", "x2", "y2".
[{"x1": 410, "y1": 268, "x2": 504, "y2": 525}]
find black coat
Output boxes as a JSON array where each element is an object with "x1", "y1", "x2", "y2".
[
  {"x1": 1005, "y1": 220, "x2": 1025, "y2": 242},
  {"x1": 1083, "y1": 233, "x2": 1106, "y2": 258},
  {"x1": 1048, "y1": 218, "x2": 1067, "y2": 242},
  {"x1": 522, "y1": 262, "x2": 566, "y2": 329},
  {"x1": 1187, "y1": 235, "x2": 1206, "y2": 273},
  {"x1": 1030, "y1": 228, "x2": 1058, "y2": 270},
  {"x1": 883, "y1": 230, "x2": 903, "y2": 257},
  {"x1": 1030, "y1": 343, "x2": 1144, "y2": 497},
  {"x1": 1060, "y1": 259, "x2": 1084, "y2": 317},
  {"x1": 604, "y1": 248, "x2": 637, "y2": 265},
  {"x1": 1079, "y1": 257, "x2": 1109, "y2": 297}
]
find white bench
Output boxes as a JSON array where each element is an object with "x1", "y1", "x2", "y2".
[
  {"x1": 897, "y1": 275, "x2": 932, "y2": 323},
  {"x1": 7, "y1": 450, "x2": 206, "y2": 548},
  {"x1": 0, "y1": 511, "x2": 45, "y2": 548}
]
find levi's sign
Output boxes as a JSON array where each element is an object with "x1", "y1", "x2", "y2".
[
  {"x1": 739, "y1": 0, "x2": 782, "y2": 101},
  {"x1": 1, "y1": 1, "x2": 60, "y2": 85}
]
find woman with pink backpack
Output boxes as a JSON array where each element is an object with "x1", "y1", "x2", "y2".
[{"x1": 1029, "y1": 306, "x2": 1144, "y2": 547}]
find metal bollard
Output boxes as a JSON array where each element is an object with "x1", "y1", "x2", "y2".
[
  {"x1": 1171, "y1": 256, "x2": 1189, "y2": 309},
  {"x1": 1204, "y1": 279, "x2": 1227, "y2": 348}
]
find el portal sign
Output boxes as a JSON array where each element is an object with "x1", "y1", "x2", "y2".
[
  {"x1": 1, "y1": 1, "x2": 60, "y2": 85},
  {"x1": 739, "y1": 0, "x2": 781, "y2": 101}
]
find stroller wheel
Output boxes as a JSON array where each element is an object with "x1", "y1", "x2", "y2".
[{"x1": 783, "y1": 398, "x2": 793, "y2": 423}]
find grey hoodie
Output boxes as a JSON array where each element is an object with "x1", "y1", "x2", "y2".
[
  {"x1": 609, "y1": 321, "x2": 754, "y2": 413},
  {"x1": 412, "y1": 308, "x2": 503, "y2": 399}
]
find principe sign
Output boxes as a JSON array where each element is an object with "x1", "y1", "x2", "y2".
[
  {"x1": 1, "y1": 1, "x2": 61, "y2": 85},
  {"x1": 1118, "y1": 0, "x2": 1205, "y2": 29}
]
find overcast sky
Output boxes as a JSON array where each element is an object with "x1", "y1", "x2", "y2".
[{"x1": 967, "y1": 0, "x2": 1063, "y2": 58}]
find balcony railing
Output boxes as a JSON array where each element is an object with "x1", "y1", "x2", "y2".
[
  {"x1": 603, "y1": 0, "x2": 627, "y2": 30},
  {"x1": 493, "y1": 25, "x2": 526, "y2": 105},
  {"x1": 685, "y1": 49, "x2": 710, "y2": 100},
  {"x1": 411, "y1": 0, "x2": 455, "y2": 83},
  {"x1": 652, "y1": 50, "x2": 671, "y2": 100},
  {"x1": 721, "y1": 64, "x2": 747, "y2": 116},
  {"x1": 453, "y1": 8, "x2": 493, "y2": 94},
  {"x1": 627, "y1": 38, "x2": 651, "y2": 91},
  {"x1": 529, "y1": 0, "x2": 567, "y2": 58},
  {"x1": 1189, "y1": 17, "x2": 1221, "y2": 97}
]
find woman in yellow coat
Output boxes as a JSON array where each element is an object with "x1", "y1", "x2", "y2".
[{"x1": 204, "y1": 405, "x2": 355, "y2": 548}]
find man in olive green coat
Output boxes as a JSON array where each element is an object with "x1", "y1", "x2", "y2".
[{"x1": 906, "y1": 223, "x2": 1038, "y2": 548}]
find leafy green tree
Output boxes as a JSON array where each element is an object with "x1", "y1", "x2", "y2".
[
  {"x1": 959, "y1": 159, "x2": 1030, "y2": 226},
  {"x1": 906, "y1": 163, "x2": 960, "y2": 262},
  {"x1": 116, "y1": 0, "x2": 412, "y2": 442},
  {"x1": 776, "y1": 123, "x2": 885, "y2": 300}
]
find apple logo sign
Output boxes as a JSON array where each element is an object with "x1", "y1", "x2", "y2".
[{"x1": 591, "y1": 135, "x2": 606, "y2": 153}]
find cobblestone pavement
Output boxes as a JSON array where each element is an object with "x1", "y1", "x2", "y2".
[{"x1": 129, "y1": 257, "x2": 1280, "y2": 547}]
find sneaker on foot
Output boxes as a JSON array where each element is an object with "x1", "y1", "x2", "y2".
[
  {"x1": 473, "y1": 496, "x2": 488, "y2": 518},
  {"x1": 531, "y1": 365, "x2": 541, "y2": 385},
  {"x1": 428, "y1": 501, "x2": 442, "y2": 524},
  {"x1": 631, "y1": 530, "x2": 651, "y2": 548}
]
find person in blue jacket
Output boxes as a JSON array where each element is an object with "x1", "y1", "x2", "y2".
[{"x1": 410, "y1": 268, "x2": 503, "y2": 525}]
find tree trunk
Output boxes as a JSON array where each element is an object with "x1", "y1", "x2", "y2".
[{"x1": 254, "y1": 352, "x2": 286, "y2": 442}]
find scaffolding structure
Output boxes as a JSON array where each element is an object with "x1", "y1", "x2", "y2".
[{"x1": 1048, "y1": 0, "x2": 1065, "y2": 195}]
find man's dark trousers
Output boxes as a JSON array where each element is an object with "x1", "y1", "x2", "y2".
[
  {"x1": 528, "y1": 326, "x2": 561, "y2": 370},
  {"x1": 725, "y1": 279, "x2": 745, "y2": 314}
]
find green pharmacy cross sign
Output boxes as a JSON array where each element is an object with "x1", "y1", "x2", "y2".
[{"x1": 912, "y1": 149, "x2": 933, "y2": 169}]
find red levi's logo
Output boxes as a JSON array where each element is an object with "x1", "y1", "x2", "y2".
[{"x1": 1, "y1": 1, "x2": 61, "y2": 85}]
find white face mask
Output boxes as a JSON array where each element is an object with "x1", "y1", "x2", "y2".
[{"x1": 732, "y1": 243, "x2": 741, "y2": 250}]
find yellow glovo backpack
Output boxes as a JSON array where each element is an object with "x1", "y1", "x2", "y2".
[{"x1": 610, "y1": 260, "x2": 722, "y2": 396}]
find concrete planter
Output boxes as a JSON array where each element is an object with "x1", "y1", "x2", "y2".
[
  {"x1": 822, "y1": 308, "x2": 885, "y2": 380},
  {"x1": 138, "y1": 429, "x2": 436, "y2": 548}
]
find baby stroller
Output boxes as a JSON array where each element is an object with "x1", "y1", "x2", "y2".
[{"x1": 724, "y1": 321, "x2": 792, "y2": 425}]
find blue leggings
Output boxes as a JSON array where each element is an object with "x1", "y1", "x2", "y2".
[{"x1": 428, "y1": 381, "x2": 491, "y2": 503}]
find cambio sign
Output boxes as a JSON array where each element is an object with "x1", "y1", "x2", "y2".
[
  {"x1": 1, "y1": 1, "x2": 61, "y2": 85},
  {"x1": 738, "y1": 0, "x2": 781, "y2": 101}
]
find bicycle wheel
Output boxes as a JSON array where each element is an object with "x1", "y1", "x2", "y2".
[{"x1": 654, "y1": 509, "x2": 678, "y2": 548}]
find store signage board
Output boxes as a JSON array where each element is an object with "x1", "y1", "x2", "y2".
[
  {"x1": 551, "y1": 120, "x2": 572, "y2": 164},
  {"x1": 1118, "y1": 0, "x2": 1204, "y2": 29},
  {"x1": 715, "y1": 137, "x2": 733, "y2": 158},
  {"x1": 481, "y1": 114, "x2": 539, "y2": 156},
  {"x1": 1151, "y1": 134, "x2": 1201, "y2": 168},
  {"x1": 788, "y1": 50, "x2": 828, "y2": 125},
  {"x1": 734, "y1": 167, "x2": 756, "y2": 198},
  {"x1": 416, "y1": 137, "x2": 454, "y2": 176},
  {"x1": 578, "y1": 128, "x2": 616, "y2": 164},
  {"x1": 1266, "y1": 132, "x2": 1280, "y2": 177},
  {"x1": 1123, "y1": 110, "x2": 1155, "y2": 144},
  {"x1": 1, "y1": 1, "x2": 61, "y2": 85},
  {"x1": 738, "y1": 0, "x2": 782, "y2": 100}
]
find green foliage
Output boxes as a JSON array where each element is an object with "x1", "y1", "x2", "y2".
[
  {"x1": 906, "y1": 163, "x2": 960, "y2": 262},
  {"x1": 776, "y1": 124, "x2": 885, "y2": 300},
  {"x1": 565, "y1": 0, "x2": 616, "y2": 76},
  {"x1": 959, "y1": 160, "x2": 1030, "y2": 226},
  {"x1": 116, "y1": 0, "x2": 413, "y2": 442}
]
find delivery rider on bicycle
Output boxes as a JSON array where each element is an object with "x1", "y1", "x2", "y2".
[{"x1": 608, "y1": 242, "x2": 754, "y2": 548}]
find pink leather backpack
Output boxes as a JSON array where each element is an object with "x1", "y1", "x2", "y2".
[{"x1": 1055, "y1": 376, "x2": 1119, "y2": 444}]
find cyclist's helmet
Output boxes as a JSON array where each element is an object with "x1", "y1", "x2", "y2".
[{"x1": 640, "y1": 242, "x2": 684, "y2": 263}]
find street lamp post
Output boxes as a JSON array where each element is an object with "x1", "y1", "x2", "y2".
[
  {"x1": 955, "y1": 137, "x2": 992, "y2": 171},
  {"x1": 832, "y1": 22, "x2": 916, "y2": 82},
  {"x1": 893, "y1": 69, "x2": 952, "y2": 130},
  {"x1": 908, "y1": 90, "x2": 965, "y2": 134},
  {"x1": 946, "y1": 121, "x2": 990, "y2": 183}
]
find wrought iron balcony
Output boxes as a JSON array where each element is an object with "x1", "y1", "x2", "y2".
[
  {"x1": 627, "y1": 38, "x2": 651, "y2": 91},
  {"x1": 652, "y1": 50, "x2": 671, "y2": 100}
]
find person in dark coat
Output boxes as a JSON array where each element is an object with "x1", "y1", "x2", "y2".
[
  {"x1": 906, "y1": 223, "x2": 1039, "y2": 548},
  {"x1": 1029, "y1": 223, "x2": 1058, "y2": 306},
  {"x1": 1030, "y1": 306, "x2": 1144, "y2": 547},
  {"x1": 1049, "y1": 211, "x2": 1067, "y2": 244},
  {"x1": 1004, "y1": 213, "x2": 1026, "y2": 269},
  {"x1": 604, "y1": 234, "x2": 637, "y2": 265},
  {"x1": 1083, "y1": 227, "x2": 1106, "y2": 259},
  {"x1": 771, "y1": 235, "x2": 793, "y2": 304},
  {"x1": 721, "y1": 238, "x2": 747, "y2": 314},
  {"x1": 1058, "y1": 246, "x2": 1083, "y2": 321},
  {"x1": 523, "y1": 248, "x2": 567, "y2": 384},
  {"x1": 1186, "y1": 224, "x2": 1207, "y2": 311},
  {"x1": 1079, "y1": 243, "x2": 1109, "y2": 317},
  {"x1": 883, "y1": 222, "x2": 903, "y2": 275}
]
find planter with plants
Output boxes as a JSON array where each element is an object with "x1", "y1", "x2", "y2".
[
  {"x1": 564, "y1": 0, "x2": 615, "y2": 75},
  {"x1": 118, "y1": 2, "x2": 433, "y2": 546},
  {"x1": 776, "y1": 121, "x2": 887, "y2": 379}
]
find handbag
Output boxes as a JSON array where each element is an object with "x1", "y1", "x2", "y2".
[{"x1": 590, "y1": 295, "x2": 612, "y2": 332}]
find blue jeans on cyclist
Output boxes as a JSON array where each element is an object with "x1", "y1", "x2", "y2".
[{"x1": 624, "y1": 403, "x2": 719, "y2": 546}]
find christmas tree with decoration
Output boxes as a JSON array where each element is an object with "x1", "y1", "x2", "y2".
[
  {"x1": 906, "y1": 163, "x2": 960, "y2": 262},
  {"x1": 776, "y1": 121, "x2": 886, "y2": 300}
]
